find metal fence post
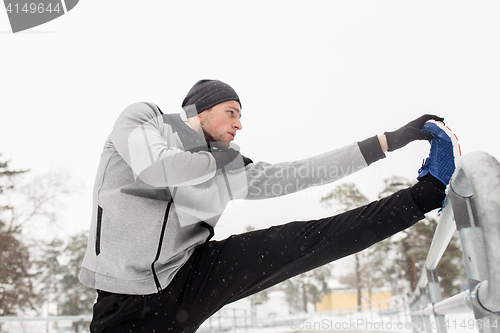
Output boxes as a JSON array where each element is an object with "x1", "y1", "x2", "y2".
[
  {"x1": 233, "y1": 308, "x2": 237, "y2": 331},
  {"x1": 449, "y1": 151, "x2": 500, "y2": 332},
  {"x1": 419, "y1": 287, "x2": 433, "y2": 333},
  {"x1": 403, "y1": 296, "x2": 409, "y2": 324},
  {"x1": 426, "y1": 267, "x2": 447, "y2": 333},
  {"x1": 410, "y1": 298, "x2": 424, "y2": 333},
  {"x1": 450, "y1": 190, "x2": 496, "y2": 331},
  {"x1": 218, "y1": 310, "x2": 222, "y2": 331}
]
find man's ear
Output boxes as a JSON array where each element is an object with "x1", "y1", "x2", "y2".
[{"x1": 197, "y1": 107, "x2": 212, "y2": 120}]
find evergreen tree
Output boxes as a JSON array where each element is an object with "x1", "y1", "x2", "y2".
[
  {"x1": 0, "y1": 156, "x2": 34, "y2": 316},
  {"x1": 34, "y1": 238, "x2": 65, "y2": 310},
  {"x1": 388, "y1": 215, "x2": 465, "y2": 297},
  {"x1": 57, "y1": 231, "x2": 96, "y2": 315},
  {"x1": 0, "y1": 219, "x2": 36, "y2": 316},
  {"x1": 283, "y1": 279, "x2": 302, "y2": 313}
]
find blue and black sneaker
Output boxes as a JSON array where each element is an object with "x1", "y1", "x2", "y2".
[{"x1": 417, "y1": 120, "x2": 461, "y2": 187}]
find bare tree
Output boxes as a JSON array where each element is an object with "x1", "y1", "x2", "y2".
[{"x1": 282, "y1": 265, "x2": 333, "y2": 313}]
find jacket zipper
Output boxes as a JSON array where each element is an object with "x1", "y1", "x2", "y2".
[
  {"x1": 95, "y1": 206, "x2": 103, "y2": 255},
  {"x1": 151, "y1": 196, "x2": 174, "y2": 292}
]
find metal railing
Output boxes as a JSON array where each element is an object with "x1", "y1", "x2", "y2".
[
  {"x1": 0, "y1": 315, "x2": 91, "y2": 333},
  {"x1": 409, "y1": 151, "x2": 500, "y2": 333},
  {"x1": 197, "y1": 307, "x2": 256, "y2": 332},
  {"x1": 196, "y1": 297, "x2": 412, "y2": 332},
  {"x1": 0, "y1": 299, "x2": 409, "y2": 333}
]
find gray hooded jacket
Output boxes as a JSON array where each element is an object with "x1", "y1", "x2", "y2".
[{"x1": 80, "y1": 102, "x2": 384, "y2": 294}]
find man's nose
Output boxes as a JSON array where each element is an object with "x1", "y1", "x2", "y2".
[{"x1": 234, "y1": 119, "x2": 242, "y2": 131}]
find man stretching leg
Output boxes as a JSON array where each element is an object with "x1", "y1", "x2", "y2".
[{"x1": 80, "y1": 79, "x2": 459, "y2": 333}]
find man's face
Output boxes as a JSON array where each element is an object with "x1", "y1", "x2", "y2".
[{"x1": 198, "y1": 100, "x2": 242, "y2": 146}]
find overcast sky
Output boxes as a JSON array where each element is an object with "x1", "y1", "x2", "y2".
[{"x1": 1, "y1": 1, "x2": 499, "y2": 241}]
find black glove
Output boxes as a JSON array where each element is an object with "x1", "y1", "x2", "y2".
[{"x1": 384, "y1": 114, "x2": 444, "y2": 152}]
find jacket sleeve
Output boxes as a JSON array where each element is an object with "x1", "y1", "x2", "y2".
[
  {"x1": 244, "y1": 139, "x2": 385, "y2": 200},
  {"x1": 109, "y1": 102, "x2": 217, "y2": 188}
]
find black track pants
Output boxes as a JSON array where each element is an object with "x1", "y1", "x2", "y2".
[{"x1": 90, "y1": 188, "x2": 425, "y2": 333}]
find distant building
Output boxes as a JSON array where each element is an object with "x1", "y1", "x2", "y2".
[{"x1": 315, "y1": 288, "x2": 392, "y2": 312}]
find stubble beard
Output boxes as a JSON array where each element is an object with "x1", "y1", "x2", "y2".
[{"x1": 203, "y1": 129, "x2": 230, "y2": 149}]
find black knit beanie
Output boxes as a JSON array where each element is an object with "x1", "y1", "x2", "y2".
[{"x1": 181, "y1": 80, "x2": 241, "y2": 117}]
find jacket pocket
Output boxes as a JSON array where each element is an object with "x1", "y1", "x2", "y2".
[{"x1": 96, "y1": 206, "x2": 103, "y2": 256}]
